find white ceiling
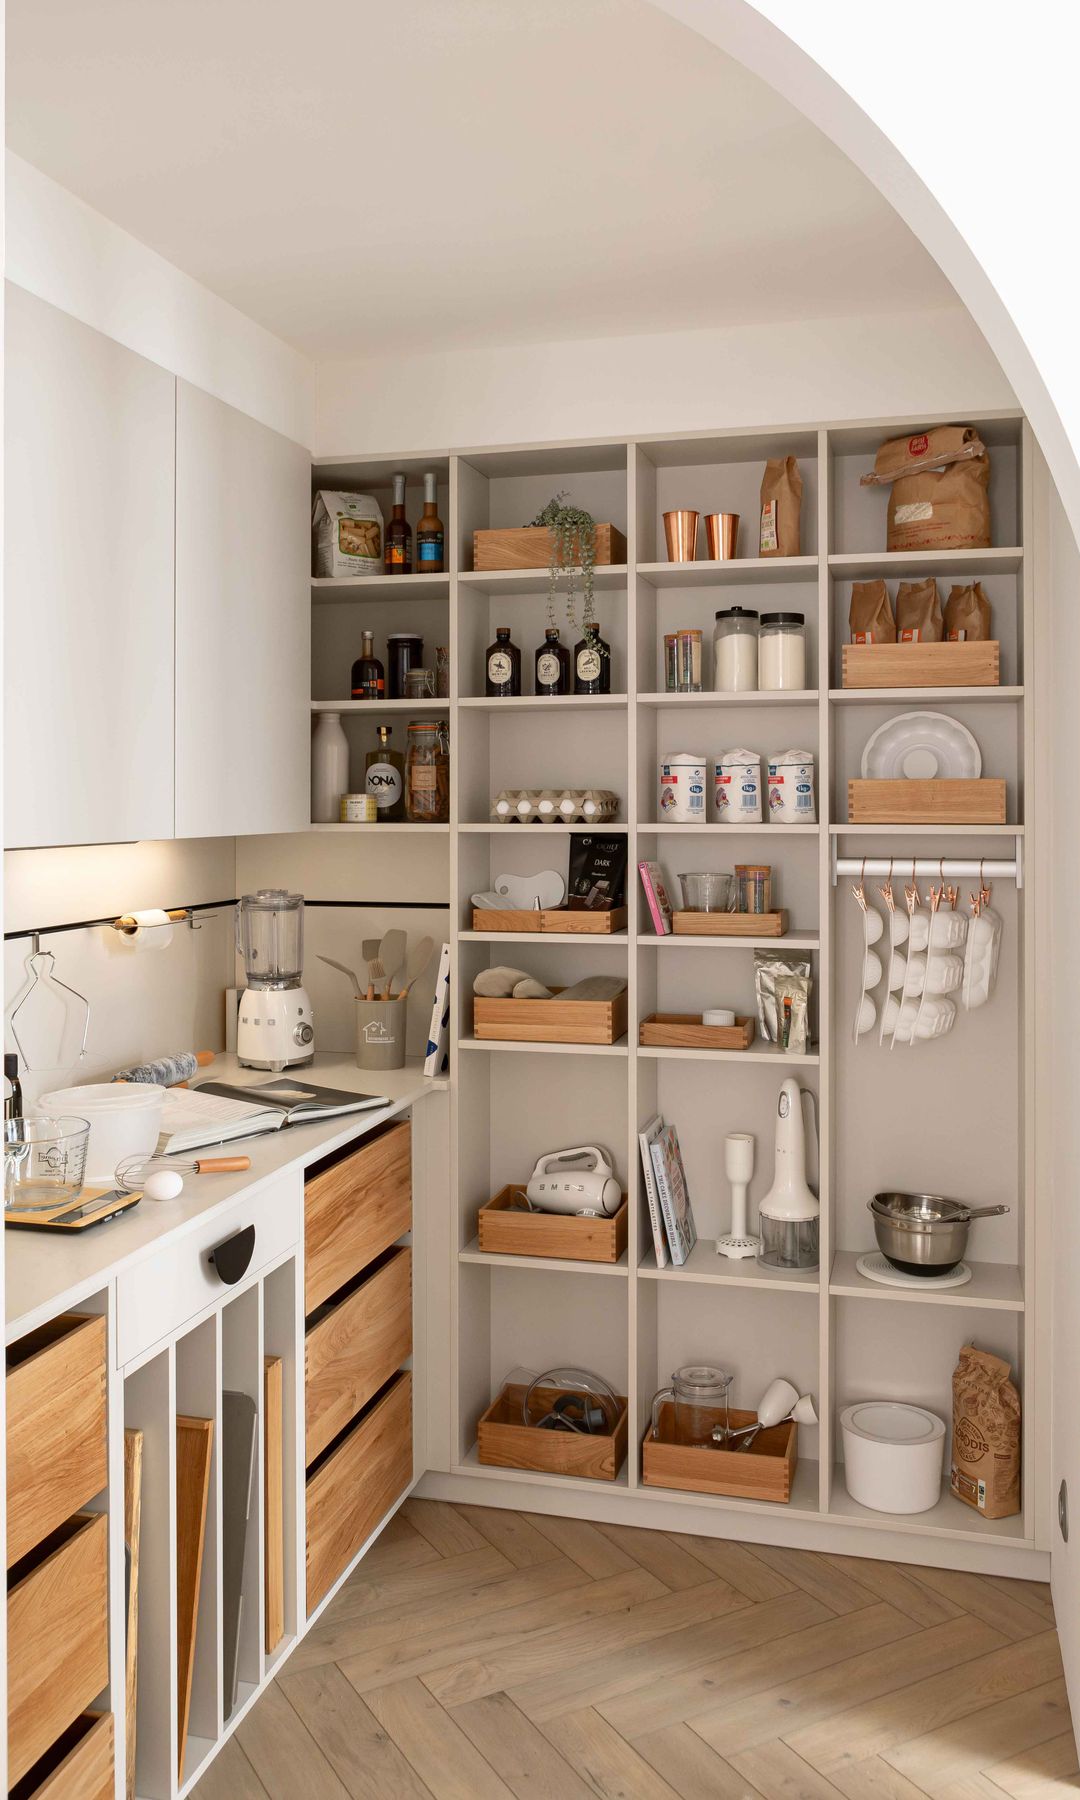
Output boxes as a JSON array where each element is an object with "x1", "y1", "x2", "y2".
[{"x1": 6, "y1": 0, "x2": 953, "y2": 361}]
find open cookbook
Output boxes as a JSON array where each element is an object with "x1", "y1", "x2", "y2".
[{"x1": 159, "y1": 1079, "x2": 390, "y2": 1155}]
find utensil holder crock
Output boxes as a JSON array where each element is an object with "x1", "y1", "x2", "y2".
[{"x1": 355, "y1": 997, "x2": 407, "y2": 1070}]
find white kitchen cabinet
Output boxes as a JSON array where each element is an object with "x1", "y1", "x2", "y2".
[
  {"x1": 4, "y1": 283, "x2": 176, "y2": 848},
  {"x1": 175, "y1": 381, "x2": 310, "y2": 837}
]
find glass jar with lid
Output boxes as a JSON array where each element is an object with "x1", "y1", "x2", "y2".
[
  {"x1": 405, "y1": 719, "x2": 449, "y2": 822},
  {"x1": 758, "y1": 612, "x2": 807, "y2": 691},
  {"x1": 713, "y1": 607, "x2": 759, "y2": 692}
]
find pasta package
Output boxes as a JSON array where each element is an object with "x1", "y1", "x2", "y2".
[{"x1": 313, "y1": 490, "x2": 384, "y2": 577}]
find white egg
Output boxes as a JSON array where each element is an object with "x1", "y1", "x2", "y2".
[{"x1": 143, "y1": 1169, "x2": 184, "y2": 1201}]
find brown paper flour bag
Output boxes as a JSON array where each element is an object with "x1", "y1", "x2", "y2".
[
  {"x1": 887, "y1": 456, "x2": 991, "y2": 552},
  {"x1": 896, "y1": 578, "x2": 942, "y2": 643},
  {"x1": 951, "y1": 1345, "x2": 1021, "y2": 1519},
  {"x1": 944, "y1": 582, "x2": 992, "y2": 642},
  {"x1": 849, "y1": 580, "x2": 896, "y2": 644},
  {"x1": 759, "y1": 457, "x2": 802, "y2": 556},
  {"x1": 861, "y1": 424, "x2": 986, "y2": 485}
]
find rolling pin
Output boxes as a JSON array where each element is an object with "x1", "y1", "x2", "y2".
[{"x1": 112, "y1": 1051, "x2": 215, "y2": 1086}]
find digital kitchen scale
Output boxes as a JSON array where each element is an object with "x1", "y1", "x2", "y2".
[
  {"x1": 5, "y1": 1186, "x2": 143, "y2": 1232},
  {"x1": 856, "y1": 1250, "x2": 972, "y2": 1290}
]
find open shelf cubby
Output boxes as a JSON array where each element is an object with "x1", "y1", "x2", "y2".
[{"x1": 315, "y1": 411, "x2": 1039, "y2": 1560}]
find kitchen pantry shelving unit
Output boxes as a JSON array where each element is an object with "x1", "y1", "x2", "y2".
[{"x1": 311, "y1": 413, "x2": 1043, "y2": 1572}]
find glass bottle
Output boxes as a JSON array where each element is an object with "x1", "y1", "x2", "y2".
[
  {"x1": 485, "y1": 625, "x2": 521, "y2": 697},
  {"x1": 573, "y1": 623, "x2": 610, "y2": 694},
  {"x1": 311, "y1": 711, "x2": 349, "y2": 823},
  {"x1": 384, "y1": 472, "x2": 412, "y2": 574},
  {"x1": 535, "y1": 626, "x2": 570, "y2": 696},
  {"x1": 365, "y1": 724, "x2": 406, "y2": 821},
  {"x1": 416, "y1": 472, "x2": 445, "y2": 573},
  {"x1": 405, "y1": 720, "x2": 450, "y2": 822},
  {"x1": 351, "y1": 629, "x2": 385, "y2": 700}
]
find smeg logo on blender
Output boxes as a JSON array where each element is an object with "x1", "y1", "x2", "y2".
[{"x1": 955, "y1": 1415, "x2": 989, "y2": 1461}]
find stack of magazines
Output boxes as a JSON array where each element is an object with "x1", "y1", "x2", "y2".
[{"x1": 638, "y1": 1116, "x2": 697, "y2": 1268}]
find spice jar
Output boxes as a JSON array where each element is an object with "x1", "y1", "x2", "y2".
[
  {"x1": 405, "y1": 719, "x2": 449, "y2": 822},
  {"x1": 713, "y1": 607, "x2": 759, "y2": 692},
  {"x1": 758, "y1": 612, "x2": 806, "y2": 691},
  {"x1": 674, "y1": 628, "x2": 703, "y2": 693}
]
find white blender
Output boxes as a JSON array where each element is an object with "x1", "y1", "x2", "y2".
[
  {"x1": 236, "y1": 889, "x2": 315, "y2": 1071},
  {"x1": 757, "y1": 1077, "x2": 820, "y2": 1271}
]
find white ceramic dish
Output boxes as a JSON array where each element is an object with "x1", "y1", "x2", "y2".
[
  {"x1": 861, "y1": 711, "x2": 982, "y2": 781},
  {"x1": 840, "y1": 1400, "x2": 946, "y2": 1513}
]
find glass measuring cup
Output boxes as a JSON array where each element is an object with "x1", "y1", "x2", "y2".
[{"x1": 650, "y1": 1365, "x2": 732, "y2": 1446}]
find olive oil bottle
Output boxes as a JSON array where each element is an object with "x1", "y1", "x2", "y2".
[{"x1": 365, "y1": 724, "x2": 406, "y2": 821}]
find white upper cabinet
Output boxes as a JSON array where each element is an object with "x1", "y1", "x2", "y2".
[
  {"x1": 174, "y1": 381, "x2": 310, "y2": 838},
  {"x1": 4, "y1": 284, "x2": 176, "y2": 848}
]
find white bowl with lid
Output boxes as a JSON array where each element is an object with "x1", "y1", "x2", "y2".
[{"x1": 840, "y1": 1400, "x2": 946, "y2": 1513}]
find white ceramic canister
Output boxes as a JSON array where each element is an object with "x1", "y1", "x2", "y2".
[
  {"x1": 840, "y1": 1401, "x2": 946, "y2": 1514},
  {"x1": 659, "y1": 753, "x2": 707, "y2": 823},
  {"x1": 767, "y1": 749, "x2": 817, "y2": 824},
  {"x1": 714, "y1": 748, "x2": 762, "y2": 823}
]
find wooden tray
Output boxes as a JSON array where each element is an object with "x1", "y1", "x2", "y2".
[
  {"x1": 643, "y1": 1404, "x2": 797, "y2": 1503},
  {"x1": 842, "y1": 641, "x2": 1000, "y2": 689},
  {"x1": 473, "y1": 523, "x2": 626, "y2": 572},
  {"x1": 473, "y1": 986, "x2": 628, "y2": 1044},
  {"x1": 672, "y1": 910, "x2": 788, "y2": 937},
  {"x1": 477, "y1": 1186, "x2": 629, "y2": 1263},
  {"x1": 472, "y1": 906, "x2": 628, "y2": 935},
  {"x1": 477, "y1": 1382, "x2": 628, "y2": 1481},
  {"x1": 848, "y1": 778, "x2": 1007, "y2": 824},
  {"x1": 639, "y1": 1013, "x2": 755, "y2": 1052}
]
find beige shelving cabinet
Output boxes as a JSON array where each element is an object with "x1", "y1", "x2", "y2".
[{"x1": 311, "y1": 411, "x2": 1042, "y2": 1574}]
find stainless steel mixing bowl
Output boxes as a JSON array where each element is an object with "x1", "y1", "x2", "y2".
[{"x1": 869, "y1": 1191, "x2": 1010, "y2": 1276}]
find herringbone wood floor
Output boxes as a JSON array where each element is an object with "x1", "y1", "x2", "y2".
[{"x1": 193, "y1": 1499, "x2": 1077, "y2": 1799}]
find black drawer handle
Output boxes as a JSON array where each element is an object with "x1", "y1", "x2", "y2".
[{"x1": 208, "y1": 1224, "x2": 255, "y2": 1286}]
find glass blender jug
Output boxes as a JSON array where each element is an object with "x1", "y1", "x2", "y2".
[
  {"x1": 235, "y1": 890, "x2": 314, "y2": 1070},
  {"x1": 650, "y1": 1365, "x2": 732, "y2": 1447}
]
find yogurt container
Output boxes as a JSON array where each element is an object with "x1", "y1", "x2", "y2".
[
  {"x1": 767, "y1": 750, "x2": 816, "y2": 824},
  {"x1": 659, "y1": 753, "x2": 707, "y2": 823},
  {"x1": 715, "y1": 749, "x2": 762, "y2": 823}
]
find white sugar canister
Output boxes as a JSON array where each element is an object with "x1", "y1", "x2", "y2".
[
  {"x1": 715, "y1": 749, "x2": 762, "y2": 823},
  {"x1": 840, "y1": 1401, "x2": 946, "y2": 1514},
  {"x1": 659, "y1": 753, "x2": 707, "y2": 823},
  {"x1": 767, "y1": 749, "x2": 817, "y2": 824}
]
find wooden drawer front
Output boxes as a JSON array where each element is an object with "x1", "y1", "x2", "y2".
[
  {"x1": 305, "y1": 1121, "x2": 411, "y2": 1313},
  {"x1": 306, "y1": 1248, "x2": 412, "y2": 1465},
  {"x1": 7, "y1": 1313, "x2": 107, "y2": 1567},
  {"x1": 117, "y1": 1170, "x2": 302, "y2": 1365},
  {"x1": 11, "y1": 1712, "x2": 114, "y2": 1800},
  {"x1": 8, "y1": 1513, "x2": 110, "y2": 1786},
  {"x1": 306, "y1": 1371, "x2": 412, "y2": 1613}
]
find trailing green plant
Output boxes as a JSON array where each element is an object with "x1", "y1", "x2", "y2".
[{"x1": 529, "y1": 492, "x2": 599, "y2": 637}]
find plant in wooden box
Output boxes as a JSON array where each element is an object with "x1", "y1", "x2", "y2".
[{"x1": 530, "y1": 492, "x2": 602, "y2": 640}]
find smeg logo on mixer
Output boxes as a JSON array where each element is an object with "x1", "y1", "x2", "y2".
[{"x1": 955, "y1": 1416, "x2": 989, "y2": 1461}]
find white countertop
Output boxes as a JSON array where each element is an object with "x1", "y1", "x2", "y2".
[{"x1": 5, "y1": 1054, "x2": 446, "y2": 1341}]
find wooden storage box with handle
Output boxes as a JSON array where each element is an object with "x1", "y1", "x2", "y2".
[
  {"x1": 477, "y1": 1382, "x2": 628, "y2": 1481},
  {"x1": 477, "y1": 1188, "x2": 628, "y2": 1263},
  {"x1": 8, "y1": 1512, "x2": 110, "y2": 1786},
  {"x1": 643, "y1": 1404, "x2": 797, "y2": 1503},
  {"x1": 6, "y1": 1312, "x2": 107, "y2": 1568},
  {"x1": 842, "y1": 640, "x2": 1000, "y2": 689},
  {"x1": 473, "y1": 984, "x2": 628, "y2": 1045},
  {"x1": 473, "y1": 522, "x2": 626, "y2": 572},
  {"x1": 848, "y1": 778, "x2": 1007, "y2": 825}
]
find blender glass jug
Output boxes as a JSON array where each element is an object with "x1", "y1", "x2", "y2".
[
  {"x1": 650, "y1": 1365, "x2": 732, "y2": 1447},
  {"x1": 236, "y1": 890, "x2": 304, "y2": 989}
]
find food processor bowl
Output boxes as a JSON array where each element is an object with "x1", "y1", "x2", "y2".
[{"x1": 677, "y1": 872, "x2": 734, "y2": 913}]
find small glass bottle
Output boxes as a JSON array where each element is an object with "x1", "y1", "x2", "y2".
[
  {"x1": 573, "y1": 623, "x2": 610, "y2": 694},
  {"x1": 416, "y1": 472, "x2": 445, "y2": 573},
  {"x1": 535, "y1": 627, "x2": 570, "y2": 696},
  {"x1": 485, "y1": 626, "x2": 521, "y2": 697},
  {"x1": 350, "y1": 629, "x2": 385, "y2": 700},
  {"x1": 365, "y1": 724, "x2": 406, "y2": 821},
  {"x1": 405, "y1": 720, "x2": 450, "y2": 822},
  {"x1": 384, "y1": 472, "x2": 412, "y2": 574}
]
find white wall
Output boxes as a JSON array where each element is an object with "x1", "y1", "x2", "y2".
[
  {"x1": 6, "y1": 154, "x2": 314, "y2": 447},
  {"x1": 315, "y1": 305, "x2": 1014, "y2": 454}
]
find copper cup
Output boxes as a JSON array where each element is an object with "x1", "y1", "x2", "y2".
[
  {"x1": 705, "y1": 512, "x2": 739, "y2": 560},
  {"x1": 663, "y1": 509, "x2": 699, "y2": 562}
]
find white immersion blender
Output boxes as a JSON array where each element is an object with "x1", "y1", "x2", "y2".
[
  {"x1": 757, "y1": 1077, "x2": 820, "y2": 1271},
  {"x1": 716, "y1": 1132, "x2": 759, "y2": 1258}
]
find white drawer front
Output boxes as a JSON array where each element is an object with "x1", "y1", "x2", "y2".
[{"x1": 117, "y1": 1171, "x2": 302, "y2": 1365}]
